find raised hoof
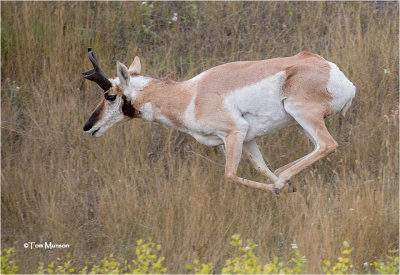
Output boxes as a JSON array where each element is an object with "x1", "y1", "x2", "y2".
[
  {"x1": 274, "y1": 188, "x2": 281, "y2": 195},
  {"x1": 287, "y1": 181, "x2": 297, "y2": 193}
]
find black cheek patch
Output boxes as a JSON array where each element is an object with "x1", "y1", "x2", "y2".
[{"x1": 122, "y1": 96, "x2": 136, "y2": 118}]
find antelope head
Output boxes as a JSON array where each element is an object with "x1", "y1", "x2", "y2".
[{"x1": 82, "y1": 48, "x2": 140, "y2": 137}]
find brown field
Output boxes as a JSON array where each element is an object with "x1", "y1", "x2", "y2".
[{"x1": 1, "y1": 1, "x2": 398, "y2": 273}]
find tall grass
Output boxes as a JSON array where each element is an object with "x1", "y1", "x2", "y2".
[{"x1": 1, "y1": 2, "x2": 398, "y2": 273}]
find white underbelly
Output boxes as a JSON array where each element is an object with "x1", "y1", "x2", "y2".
[
  {"x1": 188, "y1": 132, "x2": 224, "y2": 146},
  {"x1": 184, "y1": 109, "x2": 294, "y2": 146}
]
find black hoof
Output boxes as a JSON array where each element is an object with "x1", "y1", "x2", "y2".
[
  {"x1": 287, "y1": 181, "x2": 297, "y2": 193},
  {"x1": 274, "y1": 188, "x2": 281, "y2": 195}
]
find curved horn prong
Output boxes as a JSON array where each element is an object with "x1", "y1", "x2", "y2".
[{"x1": 82, "y1": 48, "x2": 112, "y2": 91}]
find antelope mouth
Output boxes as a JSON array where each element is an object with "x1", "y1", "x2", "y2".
[{"x1": 91, "y1": 129, "x2": 100, "y2": 136}]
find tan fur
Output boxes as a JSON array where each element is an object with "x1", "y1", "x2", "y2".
[
  {"x1": 283, "y1": 54, "x2": 333, "y2": 117},
  {"x1": 133, "y1": 78, "x2": 193, "y2": 127},
  {"x1": 114, "y1": 86, "x2": 124, "y2": 96}
]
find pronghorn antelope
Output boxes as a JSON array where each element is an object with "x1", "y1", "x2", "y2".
[{"x1": 82, "y1": 48, "x2": 355, "y2": 194}]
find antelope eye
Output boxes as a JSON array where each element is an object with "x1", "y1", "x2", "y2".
[{"x1": 105, "y1": 94, "x2": 117, "y2": 101}]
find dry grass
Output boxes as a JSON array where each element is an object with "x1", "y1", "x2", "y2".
[{"x1": 1, "y1": 2, "x2": 398, "y2": 273}]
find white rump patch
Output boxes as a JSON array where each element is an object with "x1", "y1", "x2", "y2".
[{"x1": 327, "y1": 62, "x2": 356, "y2": 116}]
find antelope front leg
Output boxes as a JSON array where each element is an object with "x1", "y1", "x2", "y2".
[{"x1": 224, "y1": 132, "x2": 274, "y2": 193}]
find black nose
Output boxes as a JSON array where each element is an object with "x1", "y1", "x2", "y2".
[{"x1": 83, "y1": 124, "x2": 92, "y2": 132}]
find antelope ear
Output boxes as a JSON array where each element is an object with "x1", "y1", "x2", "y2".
[
  {"x1": 129, "y1": 56, "x2": 141, "y2": 75},
  {"x1": 117, "y1": 61, "x2": 130, "y2": 88}
]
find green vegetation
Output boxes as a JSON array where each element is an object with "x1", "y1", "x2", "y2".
[
  {"x1": 1, "y1": 248, "x2": 18, "y2": 274},
  {"x1": 219, "y1": 234, "x2": 307, "y2": 274},
  {"x1": 3, "y1": 239, "x2": 166, "y2": 274},
  {"x1": 322, "y1": 241, "x2": 353, "y2": 274},
  {"x1": 2, "y1": 236, "x2": 398, "y2": 274},
  {"x1": 371, "y1": 249, "x2": 400, "y2": 275},
  {"x1": 1, "y1": 2, "x2": 398, "y2": 273}
]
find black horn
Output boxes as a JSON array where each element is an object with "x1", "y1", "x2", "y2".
[{"x1": 82, "y1": 48, "x2": 112, "y2": 91}]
